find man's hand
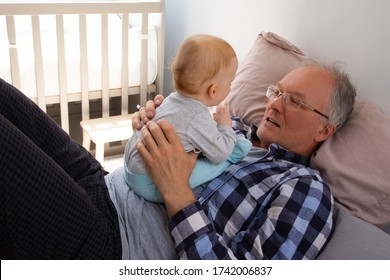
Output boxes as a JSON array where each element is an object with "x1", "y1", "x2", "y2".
[
  {"x1": 136, "y1": 120, "x2": 197, "y2": 218},
  {"x1": 132, "y1": 94, "x2": 164, "y2": 130}
]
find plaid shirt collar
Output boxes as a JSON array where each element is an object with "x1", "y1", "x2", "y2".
[{"x1": 267, "y1": 144, "x2": 310, "y2": 166}]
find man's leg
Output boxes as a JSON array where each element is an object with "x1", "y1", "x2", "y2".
[
  {"x1": 0, "y1": 79, "x2": 120, "y2": 230},
  {"x1": 0, "y1": 79, "x2": 103, "y2": 188},
  {"x1": 0, "y1": 80, "x2": 121, "y2": 259}
]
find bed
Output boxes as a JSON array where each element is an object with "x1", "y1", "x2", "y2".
[
  {"x1": 0, "y1": 0, "x2": 165, "y2": 161},
  {"x1": 2, "y1": 2, "x2": 390, "y2": 260}
]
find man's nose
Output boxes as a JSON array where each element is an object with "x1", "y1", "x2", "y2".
[{"x1": 268, "y1": 94, "x2": 285, "y2": 112}]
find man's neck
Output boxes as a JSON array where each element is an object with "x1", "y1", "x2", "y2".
[{"x1": 252, "y1": 139, "x2": 264, "y2": 148}]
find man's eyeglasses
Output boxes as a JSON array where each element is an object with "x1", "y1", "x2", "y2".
[{"x1": 266, "y1": 85, "x2": 329, "y2": 120}]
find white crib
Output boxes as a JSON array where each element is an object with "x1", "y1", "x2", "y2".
[{"x1": 0, "y1": 0, "x2": 165, "y2": 163}]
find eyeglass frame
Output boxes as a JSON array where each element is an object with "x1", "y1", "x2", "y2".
[{"x1": 266, "y1": 85, "x2": 330, "y2": 120}]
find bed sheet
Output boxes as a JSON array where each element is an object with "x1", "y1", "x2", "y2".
[{"x1": 0, "y1": 14, "x2": 157, "y2": 99}]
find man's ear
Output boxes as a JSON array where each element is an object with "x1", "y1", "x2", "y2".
[{"x1": 315, "y1": 123, "x2": 336, "y2": 142}]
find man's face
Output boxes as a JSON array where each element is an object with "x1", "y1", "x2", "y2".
[{"x1": 256, "y1": 66, "x2": 334, "y2": 157}]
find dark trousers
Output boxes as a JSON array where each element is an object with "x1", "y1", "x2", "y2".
[{"x1": 0, "y1": 79, "x2": 121, "y2": 259}]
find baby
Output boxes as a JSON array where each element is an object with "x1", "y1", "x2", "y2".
[{"x1": 124, "y1": 34, "x2": 251, "y2": 202}]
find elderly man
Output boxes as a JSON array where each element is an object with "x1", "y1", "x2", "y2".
[{"x1": 134, "y1": 64, "x2": 356, "y2": 259}]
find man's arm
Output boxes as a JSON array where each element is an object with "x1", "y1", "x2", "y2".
[{"x1": 168, "y1": 177, "x2": 334, "y2": 260}]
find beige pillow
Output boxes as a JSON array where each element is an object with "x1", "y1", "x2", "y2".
[
  {"x1": 311, "y1": 96, "x2": 390, "y2": 228},
  {"x1": 227, "y1": 31, "x2": 390, "y2": 228},
  {"x1": 226, "y1": 31, "x2": 312, "y2": 127}
]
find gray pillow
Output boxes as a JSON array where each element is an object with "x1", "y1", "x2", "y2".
[{"x1": 317, "y1": 206, "x2": 390, "y2": 260}]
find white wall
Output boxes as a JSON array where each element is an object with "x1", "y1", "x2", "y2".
[{"x1": 164, "y1": 0, "x2": 390, "y2": 110}]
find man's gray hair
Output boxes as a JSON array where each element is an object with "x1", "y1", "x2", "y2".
[
  {"x1": 324, "y1": 63, "x2": 357, "y2": 128},
  {"x1": 302, "y1": 60, "x2": 357, "y2": 128}
]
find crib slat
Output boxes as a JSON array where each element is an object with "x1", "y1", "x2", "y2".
[
  {"x1": 101, "y1": 14, "x2": 109, "y2": 118},
  {"x1": 56, "y1": 15, "x2": 69, "y2": 134},
  {"x1": 121, "y1": 14, "x2": 129, "y2": 115},
  {"x1": 140, "y1": 13, "x2": 148, "y2": 107},
  {"x1": 31, "y1": 15, "x2": 46, "y2": 112},
  {"x1": 6, "y1": 16, "x2": 21, "y2": 90},
  {"x1": 156, "y1": 0, "x2": 166, "y2": 96},
  {"x1": 79, "y1": 14, "x2": 90, "y2": 121}
]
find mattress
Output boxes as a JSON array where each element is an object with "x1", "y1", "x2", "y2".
[{"x1": 0, "y1": 14, "x2": 158, "y2": 99}]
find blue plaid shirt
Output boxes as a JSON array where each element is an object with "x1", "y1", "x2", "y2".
[{"x1": 168, "y1": 118, "x2": 334, "y2": 260}]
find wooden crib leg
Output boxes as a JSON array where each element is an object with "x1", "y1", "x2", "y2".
[
  {"x1": 82, "y1": 129, "x2": 91, "y2": 151},
  {"x1": 95, "y1": 142, "x2": 105, "y2": 164}
]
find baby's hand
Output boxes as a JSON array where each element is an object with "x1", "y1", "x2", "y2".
[{"x1": 213, "y1": 103, "x2": 232, "y2": 126}]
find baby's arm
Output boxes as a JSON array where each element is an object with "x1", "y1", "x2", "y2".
[
  {"x1": 188, "y1": 109, "x2": 236, "y2": 163},
  {"x1": 213, "y1": 103, "x2": 232, "y2": 127}
]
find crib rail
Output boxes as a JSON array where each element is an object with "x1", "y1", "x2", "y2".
[
  {"x1": 0, "y1": 1, "x2": 162, "y2": 15},
  {"x1": 0, "y1": 1, "x2": 165, "y2": 134}
]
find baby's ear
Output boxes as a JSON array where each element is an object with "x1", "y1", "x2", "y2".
[{"x1": 207, "y1": 83, "x2": 218, "y2": 98}]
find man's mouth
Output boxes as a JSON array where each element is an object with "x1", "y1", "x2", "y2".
[{"x1": 266, "y1": 117, "x2": 280, "y2": 127}]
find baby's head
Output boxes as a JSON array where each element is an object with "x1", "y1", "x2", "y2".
[{"x1": 171, "y1": 34, "x2": 238, "y2": 106}]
